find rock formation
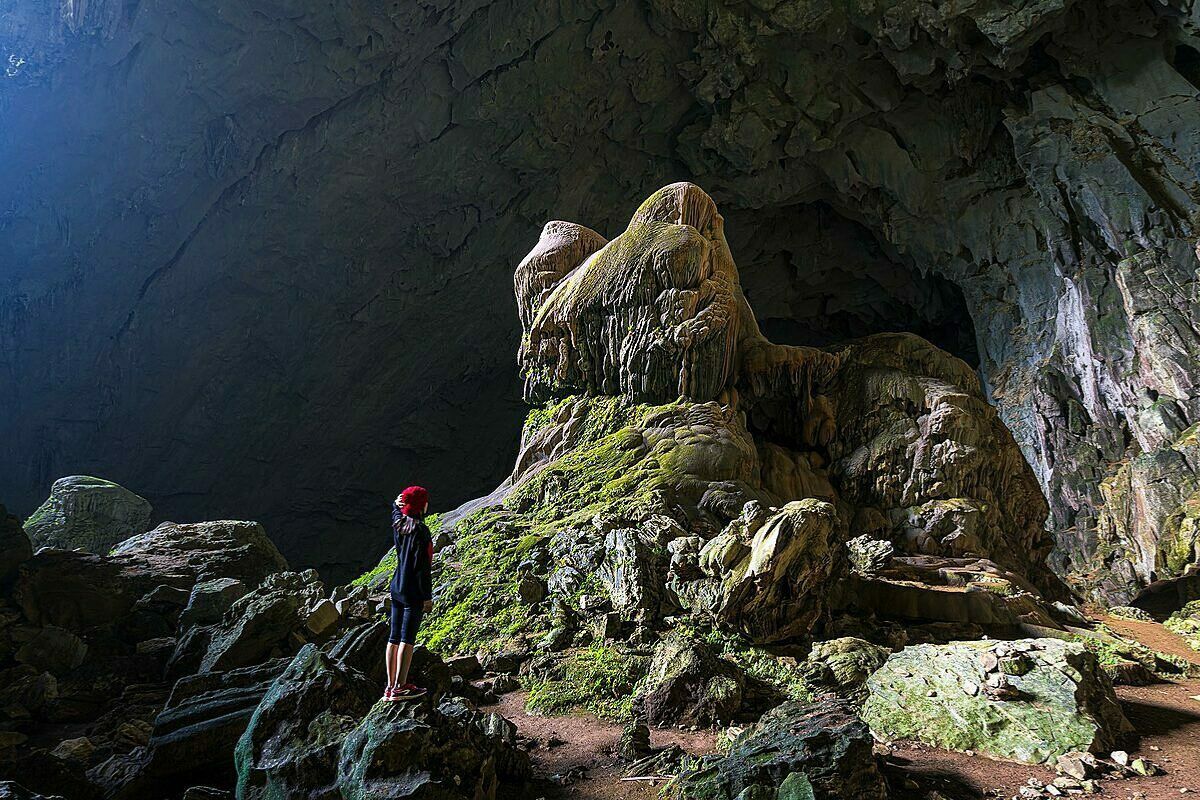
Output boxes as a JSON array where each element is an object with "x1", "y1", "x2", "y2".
[
  {"x1": 432, "y1": 182, "x2": 1062, "y2": 669},
  {"x1": 862, "y1": 639, "x2": 1133, "y2": 764},
  {"x1": 23, "y1": 477, "x2": 152, "y2": 555},
  {"x1": 5, "y1": 0, "x2": 1200, "y2": 596}
]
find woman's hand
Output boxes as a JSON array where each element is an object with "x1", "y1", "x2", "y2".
[{"x1": 422, "y1": 600, "x2": 433, "y2": 613}]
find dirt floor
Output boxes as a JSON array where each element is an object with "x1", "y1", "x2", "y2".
[
  {"x1": 491, "y1": 692, "x2": 717, "y2": 800},
  {"x1": 490, "y1": 620, "x2": 1200, "y2": 800}
]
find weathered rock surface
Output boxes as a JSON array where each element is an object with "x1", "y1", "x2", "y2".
[
  {"x1": 234, "y1": 644, "x2": 526, "y2": 800},
  {"x1": 862, "y1": 638, "x2": 1132, "y2": 764},
  {"x1": 634, "y1": 631, "x2": 744, "y2": 726},
  {"x1": 671, "y1": 699, "x2": 886, "y2": 799},
  {"x1": 435, "y1": 183, "x2": 1061, "y2": 657},
  {"x1": 23, "y1": 477, "x2": 152, "y2": 555},
  {"x1": 110, "y1": 521, "x2": 288, "y2": 589},
  {"x1": 6, "y1": 0, "x2": 1200, "y2": 592}
]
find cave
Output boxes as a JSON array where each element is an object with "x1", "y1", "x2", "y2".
[{"x1": 3, "y1": 0, "x2": 1200, "y2": 796}]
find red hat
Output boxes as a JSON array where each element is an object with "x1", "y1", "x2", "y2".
[{"x1": 399, "y1": 485, "x2": 429, "y2": 516}]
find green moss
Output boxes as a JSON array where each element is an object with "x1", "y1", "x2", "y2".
[
  {"x1": 690, "y1": 625, "x2": 814, "y2": 702},
  {"x1": 524, "y1": 644, "x2": 648, "y2": 720},
  {"x1": 416, "y1": 510, "x2": 548, "y2": 655},
  {"x1": 507, "y1": 395, "x2": 670, "y2": 535},
  {"x1": 1165, "y1": 601, "x2": 1200, "y2": 653}
]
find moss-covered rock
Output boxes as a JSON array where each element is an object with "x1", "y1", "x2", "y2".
[
  {"x1": 523, "y1": 644, "x2": 647, "y2": 720},
  {"x1": 862, "y1": 638, "x2": 1132, "y2": 764},
  {"x1": 1165, "y1": 600, "x2": 1200, "y2": 652},
  {"x1": 670, "y1": 699, "x2": 886, "y2": 799},
  {"x1": 634, "y1": 630, "x2": 745, "y2": 726},
  {"x1": 24, "y1": 476, "x2": 152, "y2": 555}
]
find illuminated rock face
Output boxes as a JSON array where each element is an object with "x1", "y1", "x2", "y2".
[{"x1": 2, "y1": 0, "x2": 1199, "y2": 595}]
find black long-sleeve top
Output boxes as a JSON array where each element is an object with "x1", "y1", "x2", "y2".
[{"x1": 390, "y1": 506, "x2": 433, "y2": 605}]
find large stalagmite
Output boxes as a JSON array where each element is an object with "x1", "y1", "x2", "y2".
[{"x1": 431, "y1": 183, "x2": 1060, "y2": 654}]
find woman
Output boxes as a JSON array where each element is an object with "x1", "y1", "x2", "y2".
[{"x1": 384, "y1": 485, "x2": 434, "y2": 702}]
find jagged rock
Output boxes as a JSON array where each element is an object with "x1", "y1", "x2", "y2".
[
  {"x1": 711, "y1": 500, "x2": 841, "y2": 644},
  {"x1": 234, "y1": 645, "x2": 377, "y2": 799},
  {"x1": 49, "y1": 737, "x2": 94, "y2": 762},
  {"x1": 234, "y1": 644, "x2": 522, "y2": 800},
  {"x1": 0, "y1": 505, "x2": 32, "y2": 587},
  {"x1": 190, "y1": 571, "x2": 324, "y2": 674},
  {"x1": 179, "y1": 578, "x2": 248, "y2": 630},
  {"x1": 110, "y1": 520, "x2": 288, "y2": 588},
  {"x1": 596, "y1": 526, "x2": 669, "y2": 616},
  {"x1": 846, "y1": 536, "x2": 892, "y2": 577},
  {"x1": 92, "y1": 658, "x2": 288, "y2": 798},
  {"x1": 862, "y1": 639, "x2": 1132, "y2": 764},
  {"x1": 324, "y1": 621, "x2": 450, "y2": 696},
  {"x1": 181, "y1": 789, "x2": 231, "y2": 800},
  {"x1": 23, "y1": 477, "x2": 152, "y2": 555},
  {"x1": 1164, "y1": 600, "x2": 1200, "y2": 652},
  {"x1": 14, "y1": 626, "x2": 87, "y2": 675},
  {"x1": 336, "y1": 698, "x2": 530, "y2": 800},
  {"x1": 635, "y1": 630, "x2": 744, "y2": 727},
  {"x1": 798, "y1": 638, "x2": 889, "y2": 705},
  {"x1": 303, "y1": 600, "x2": 340, "y2": 637},
  {"x1": 671, "y1": 699, "x2": 886, "y2": 799}
]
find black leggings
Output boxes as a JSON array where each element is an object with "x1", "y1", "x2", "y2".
[{"x1": 388, "y1": 600, "x2": 424, "y2": 645}]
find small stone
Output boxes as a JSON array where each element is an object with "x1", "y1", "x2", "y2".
[
  {"x1": 1130, "y1": 757, "x2": 1155, "y2": 776},
  {"x1": 304, "y1": 599, "x2": 340, "y2": 636},
  {"x1": 1111, "y1": 750, "x2": 1129, "y2": 766}
]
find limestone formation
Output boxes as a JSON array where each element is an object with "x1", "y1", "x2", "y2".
[
  {"x1": 23, "y1": 477, "x2": 152, "y2": 555},
  {"x1": 435, "y1": 183, "x2": 1060, "y2": 657},
  {"x1": 862, "y1": 639, "x2": 1132, "y2": 764}
]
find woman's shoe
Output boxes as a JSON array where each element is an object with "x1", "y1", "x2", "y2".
[
  {"x1": 382, "y1": 686, "x2": 398, "y2": 703},
  {"x1": 392, "y1": 683, "x2": 427, "y2": 701}
]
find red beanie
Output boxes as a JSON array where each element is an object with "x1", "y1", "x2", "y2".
[{"x1": 399, "y1": 485, "x2": 429, "y2": 516}]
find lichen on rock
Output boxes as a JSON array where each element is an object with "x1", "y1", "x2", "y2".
[{"x1": 862, "y1": 638, "x2": 1132, "y2": 764}]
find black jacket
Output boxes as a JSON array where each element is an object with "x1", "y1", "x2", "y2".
[{"x1": 390, "y1": 507, "x2": 433, "y2": 605}]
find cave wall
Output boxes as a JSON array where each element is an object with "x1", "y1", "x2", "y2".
[{"x1": 2, "y1": 0, "x2": 1198, "y2": 592}]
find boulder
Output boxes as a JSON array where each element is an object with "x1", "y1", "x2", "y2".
[
  {"x1": 178, "y1": 578, "x2": 248, "y2": 630},
  {"x1": 23, "y1": 477, "x2": 152, "y2": 554},
  {"x1": 234, "y1": 645, "x2": 378, "y2": 799},
  {"x1": 336, "y1": 699, "x2": 530, "y2": 800},
  {"x1": 862, "y1": 638, "x2": 1132, "y2": 764},
  {"x1": 195, "y1": 572, "x2": 323, "y2": 674},
  {"x1": 714, "y1": 500, "x2": 841, "y2": 644},
  {"x1": 13, "y1": 551, "x2": 156, "y2": 631},
  {"x1": 799, "y1": 638, "x2": 889, "y2": 704},
  {"x1": 671, "y1": 699, "x2": 886, "y2": 799},
  {"x1": 635, "y1": 630, "x2": 744, "y2": 726},
  {"x1": 110, "y1": 520, "x2": 288, "y2": 588},
  {"x1": 0, "y1": 505, "x2": 32, "y2": 586}
]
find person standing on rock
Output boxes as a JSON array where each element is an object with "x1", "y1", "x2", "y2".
[{"x1": 384, "y1": 485, "x2": 434, "y2": 702}]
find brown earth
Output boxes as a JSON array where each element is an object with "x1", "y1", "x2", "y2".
[
  {"x1": 488, "y1": 619, "x2": 1200, "y2": 800},
  {"x1": 490, "y1": 692, "x2": 717, "y2": 800}
]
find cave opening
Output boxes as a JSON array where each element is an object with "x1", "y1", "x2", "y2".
[
  {"x1": 1171, "y1": 43, "x2": 1200, "y2": 92},
  {"x1": 725, "y1": 202, "x2": 980, "y2": 368}
]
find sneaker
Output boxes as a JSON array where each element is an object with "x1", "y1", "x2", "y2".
[
  {"x1": 392, "y1": 683, "x2": 427, "y2": 701},
  {"x1": 382, "y1": 686, "x2": 398, "y2": 703}
]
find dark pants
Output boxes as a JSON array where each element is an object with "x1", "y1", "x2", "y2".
[{"x1": 388, "y1": 600, "x2": 424, "y2": 645}]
